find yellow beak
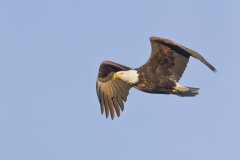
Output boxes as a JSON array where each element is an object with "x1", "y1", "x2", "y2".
[{"x1": 113, "y1": 73, "x2": 119, "y2": 80}]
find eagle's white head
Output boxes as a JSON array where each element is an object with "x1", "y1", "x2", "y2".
[{"x1": 113, "y1": 70, "x2": 139, "y2": 84}]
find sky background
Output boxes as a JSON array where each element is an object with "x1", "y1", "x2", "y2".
[{"x1": 1, "y1": 0, "x2": 240, "y2": 160}]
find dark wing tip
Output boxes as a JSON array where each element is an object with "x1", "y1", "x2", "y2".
[
  {"x1": 200, "y1": 58, "x2": 217, "y2": 73},
  {"x1": 211, "y1": 66, "x2": 217, "y2": 72}
]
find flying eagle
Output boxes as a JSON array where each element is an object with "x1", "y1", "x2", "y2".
[{"x1": 96, "y1": 36, "x2": 216, "y2": 119}]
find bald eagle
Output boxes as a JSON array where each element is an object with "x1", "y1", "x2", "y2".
[{"x1": 96, "y1": 36, "x2": 216, "y2": 119}]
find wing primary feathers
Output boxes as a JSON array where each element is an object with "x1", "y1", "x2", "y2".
[
  {"x1": 96, "y1": 82, "x2": 100, "y2": 100},
  {"x1": 99, "y1": 88, "x2": 104, "y2": 114},
  {"x1": 189, "y1": 52, "x2": 217, "y2": 72},
  {"x1": 117, "y1": 97, "x2": 124, "y2": 111},
  {"x1": 115, "y1": 80, "x2": 128, "y2": 101},
  {"x1": 107, "y1": 80, "x2": 113, "y2": 96},
  {"x1": 96, "y1": 82, "x2": 102, "y2": 112},
  {"x1": 103, "y1": 94, "x2": 110, "y2": 118},
  {"x1": 112, "y1": 80, "x2": 125, "y2": 97},
  {"x1": 112, "y1": 98, "x2": 120, "y2": 117},
  {"x1": 172, "y1": 43, "x2": 217, "y2": 72},
  {"x1": 97, "y1": 78, "x2": 130, "y2": 119},
  {"x1": 105, "y1": 83, "x2": 115, "y2": 119},
  {"x1": 110, "y1": 80, "x2": 117, "y2": 95},
  {"x1": 107, "y1": 97, "x2": 115, "y2": 120}
]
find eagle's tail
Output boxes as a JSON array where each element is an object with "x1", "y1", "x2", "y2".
[
  {"x1": 173, "y1": 84, "x2": 199, "y2": 97},
  {"x1": 175, "y1": 87, "x2": 199, "y2": 97}
]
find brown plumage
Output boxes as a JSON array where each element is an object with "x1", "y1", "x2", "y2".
[
  {"x1": 96, "y1": 61, "x2": 131, "y2": 119},
  {"x1": 96, "y1": 36, "x2": 216, "y2": 119}
]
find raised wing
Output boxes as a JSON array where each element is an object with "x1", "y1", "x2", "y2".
[
  {"x1": 146, "y1": 36, "x2": 216, "y2": 81},
  {"x1": 96, "y1": 61, "x2": 131, "y2": 119}
]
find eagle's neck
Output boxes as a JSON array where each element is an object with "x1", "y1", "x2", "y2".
[{"x1": 119, "y1": 70, "x2": 139, "y2": 84}]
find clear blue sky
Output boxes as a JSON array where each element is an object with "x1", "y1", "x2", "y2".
[{"x1": 1, "y1": 0, "x2": 240, "y2": 160}]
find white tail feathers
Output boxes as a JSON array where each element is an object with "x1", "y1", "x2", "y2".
[{"x1": 174, "y1": 87, "x2": 199, "y2": 97}]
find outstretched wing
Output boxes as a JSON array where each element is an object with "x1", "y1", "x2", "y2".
[
  {"x1": 96, "y1": 61, "x2": 131, "y2": 119},
  {"x1": 146, "y1": 36, "x2": 216, "y2": 81}
]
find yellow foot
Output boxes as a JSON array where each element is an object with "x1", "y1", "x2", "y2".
[{"x1": 172, "y1": 89, "x2": 178, "y2": 93}]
